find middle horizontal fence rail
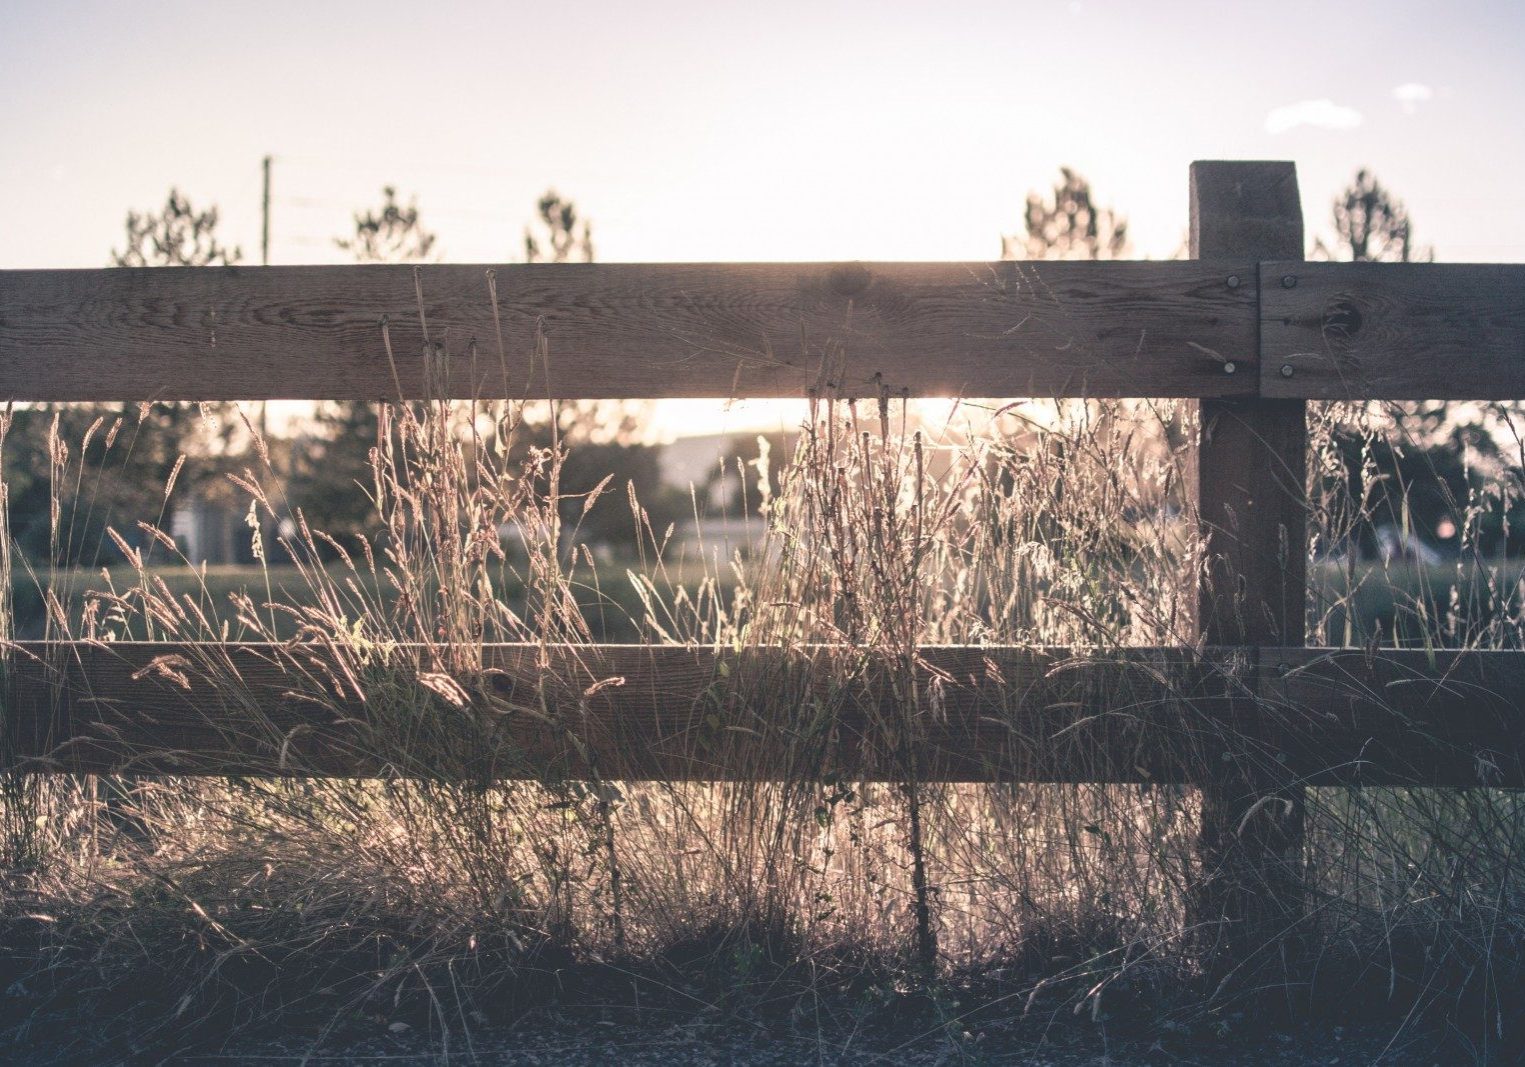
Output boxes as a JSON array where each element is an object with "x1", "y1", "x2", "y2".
[{"x1": 8, "y1": 642, "x2": 1525, "y2": 786}]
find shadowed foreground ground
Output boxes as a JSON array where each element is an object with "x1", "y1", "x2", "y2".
[
  {"x1": 171, "y1": 1018, "x2": 1469, "y2": 1065},
  {"x1": 11, "y1": 1006, "x2": 1476, "y2": 1067}
]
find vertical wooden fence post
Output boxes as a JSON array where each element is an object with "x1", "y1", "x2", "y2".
[{"x1": 1189, "y1": 161, "x2": 1308, "y2": 986}]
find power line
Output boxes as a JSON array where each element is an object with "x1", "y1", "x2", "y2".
[{"x1": 274, "y1": 153, "x2": 575, "y2": 182}]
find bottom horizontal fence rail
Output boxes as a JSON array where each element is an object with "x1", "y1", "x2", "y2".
[{"x1": 3, "y1": 641, "x2": 1524, "y2": 786}]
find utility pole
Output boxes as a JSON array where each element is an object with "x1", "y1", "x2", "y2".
[
  {"x1": 261, "y1": 154, "x2": 272, "y2": 266},
  {"x1": 259, "y1": 155, "x2": 272, "y2": 447}
]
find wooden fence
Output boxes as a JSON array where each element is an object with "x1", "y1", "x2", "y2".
[{"x1": 3, "y1": 160, "x2": 1525, "y2": 962}]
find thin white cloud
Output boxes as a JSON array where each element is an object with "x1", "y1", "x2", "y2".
[
  {"x1": 1264, "y1": 98, "x2": 1364, "y2": 135},
  {"x1": 1392, "y1": 82, "x2": 1435, "y2": 114}
]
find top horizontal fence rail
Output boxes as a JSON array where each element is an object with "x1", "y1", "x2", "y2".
[
  {"x1": 2, "y1": 259, "x2": 1520, "y2": 402},
  {"x1": 1261, "y1": 261, "x2": 1525, "y2": 398},
  {"x1": 0, "y1": 261, "x2": 1253, "y2": 401}
]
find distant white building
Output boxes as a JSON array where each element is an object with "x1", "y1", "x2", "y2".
[
  {"x1": 657, "y1": 431, "x2": 795, "y2": 555},
  {"x1": 171, "y1": 498, "x2": 243, "y2": 565}
]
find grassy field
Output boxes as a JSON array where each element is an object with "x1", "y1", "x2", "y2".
[
  {"x1": 1312, "y1": 558, "x2": 1525, "y2": 647},
  {"x1": 5, "y1": 397, "x2": 1524, "y2": 1063}
]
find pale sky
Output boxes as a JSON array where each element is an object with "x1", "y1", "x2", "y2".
[
  {"x1": 3, "y1": 0, "x2": 1523, "y2": 434},
  {"x1": 5, "y1": 0, "x2": 1524, "y2": 268}
]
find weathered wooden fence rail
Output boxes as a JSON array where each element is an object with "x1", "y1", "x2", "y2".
[
  {"x1": 3, "y1": 160, "x2": 1525, "y2": 967},
  {"x1": 3, "y1": 259, "x2": 1520, "y2": 401},
  {"x1": 7, "y1": 642, "x2": 1525, "y2": 787}
]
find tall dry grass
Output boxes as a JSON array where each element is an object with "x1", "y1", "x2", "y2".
[{"x1": 2, "y1": 331, "x2": 1524, "y2": 1059}]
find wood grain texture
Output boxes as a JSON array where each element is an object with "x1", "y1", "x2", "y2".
[
  {"x1": 7, "y1": 641, "x2": 1524, "y2": 786},
  {"x1": 0, "y1": 262, "x2": 1256, "y2": 401},
  {"x1": 1261, "y1": 262, "x2": 1525, "y2": 399}
]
